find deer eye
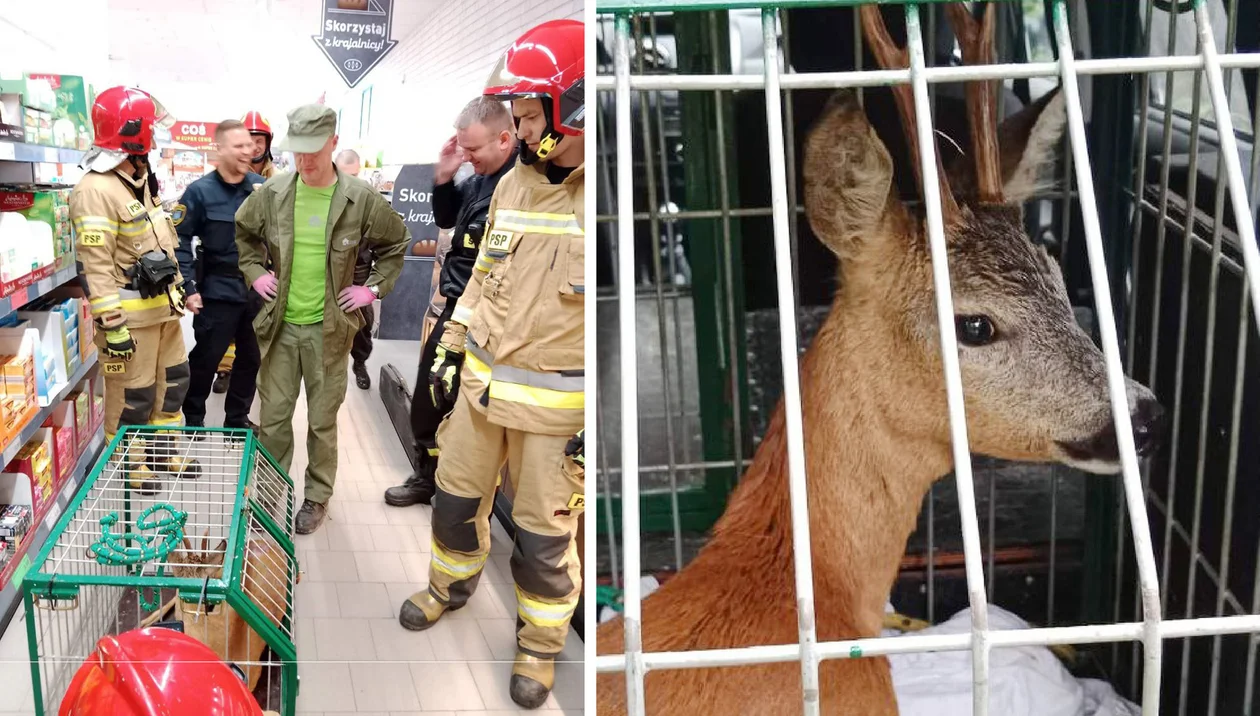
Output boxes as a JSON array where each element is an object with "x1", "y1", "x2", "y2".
[{"x1": 956, "y1": 315, "x2": 996, "y2": 346}]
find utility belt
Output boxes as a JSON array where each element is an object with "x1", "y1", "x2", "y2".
[{"x1": 123, "y1": 251, "x2": 185, "y2": 311}]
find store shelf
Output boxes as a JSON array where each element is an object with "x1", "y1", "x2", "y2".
[
  {"x1": 0, "y1": 428, "x2": 105, "y2": 635},
  {"x1": 0, "y1": 262, "x2": 78, "y2": 319},
  {"x1": 1, "y1": 350, "x2": 98, "y2": 466},
  {"x1": 0, "y1": 140, "x2": 85, "y2": 165}
]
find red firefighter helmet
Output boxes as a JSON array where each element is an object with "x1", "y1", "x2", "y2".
[
  {"x1": 82, "y1": 87, "x2": 174, "y2": 173},
  {"x1": 240, "y1": 111, "x2": 273, "y2": 138},
  {"x1": 59, "y1": 627, "x2": 264, "y2": 716},
  {"x1": 241, "y1": 111, "x2": 274, "y2": 164},
  {"x1": 91, "y1": 87, "x2": 173, "y2": 156},
  {"x1": 485, "y1": 19, "x2": 584, "y2": 163}
]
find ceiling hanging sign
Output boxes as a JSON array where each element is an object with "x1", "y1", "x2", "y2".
[{"x1": 313, "y1": 0, "x2": 399, "y2": 89}]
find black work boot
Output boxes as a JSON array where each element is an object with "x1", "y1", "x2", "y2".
[
  {"x1": 353, "y1": 361, "x2": 371, "y2": 390},
  {"x1": 384, "y1": 455, "x2": 436, "y2": 507},
  {"x1": 510, "y1": 653, "x2": 555, "y2": 709},
  {"x1": 295, "y1": 499, "x2": 327, "y2": 535},
  {"x1": 212, "y1": 370, "x2": 230, "y2": 394}
]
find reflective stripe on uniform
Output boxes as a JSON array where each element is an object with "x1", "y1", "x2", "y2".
[
  {"x1": 489, "y1": 381, "x2": 584, "y2": 410},
  {"x1": 89, "y1": 294, "x2": 123, "y2": 315},
  {"x1": 150, "y1": 416, "x2": 182, "y2": 427},
  {"x1": 73, "y1": 214, "x2": 155, "y2": 239},
  {"x1": 474, "y1": 253, "x2": 496, "y2": 273},
  {"x1": 463, "y1": 341, "x2": 493, "y2": 383},
  {"x1": 118, "y1": 289, "x2": 170, "y2": 313},
  {"x1": 491, "y1": 209, "x2": 583, "y2": 236},
  {"x1": 452, "y1": 303, "x2": 474, "y2": 325},
  {"x1": 464, "y1": 339, "x2": 584, "y2": 410},
  {"x1": 430, "y1": 541, "x2": 487, "y2": 579},
  {"x1": 516, "y1": 587, "x2": 578, "y2": 628}
]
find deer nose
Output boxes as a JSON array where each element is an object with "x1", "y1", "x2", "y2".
[{"x1": 1132, "y1": 397, "x2": 1165, "y2": 457}]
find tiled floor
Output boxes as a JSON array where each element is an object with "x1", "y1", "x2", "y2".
[{"x1": 0, "y1": 328, "x2": 584, "y2": 716}]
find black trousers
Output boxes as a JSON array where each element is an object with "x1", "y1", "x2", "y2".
[
  {"x1": 351, "y1": 303, "x2": 374, "y2": 364},
  {"x1": 184, "y1": 299, "x2": 261, "y2": 428},
  {"x1": 410, "y1": 301, "x2": 458, "y2": 468}
]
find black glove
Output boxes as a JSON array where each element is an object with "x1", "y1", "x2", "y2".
[
  {"x1": 564, "y1": 429, "x2": 584, "y2": 469},
  {"x1": 429, "y1": 344, "x2": 463, "y2": 413}
]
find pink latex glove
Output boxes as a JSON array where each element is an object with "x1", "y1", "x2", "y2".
[
  {"x1": 338, "y1": 285, "x2": 375, "y2": 312},
  {"x1": 253, "y1": 272, "x2": 278, "y2": 301}
]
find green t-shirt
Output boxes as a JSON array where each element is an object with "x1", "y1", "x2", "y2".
[{"x1": 284, "y1": 178, "x2": 337, "y2": 325}]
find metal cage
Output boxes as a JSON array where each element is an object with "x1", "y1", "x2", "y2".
[
  {"x1": 20, "y1": 425, "x2": 299, "y2": 716},
  {"x1": 594, "y1": 0, "x2": 1260, "y2": 714}
]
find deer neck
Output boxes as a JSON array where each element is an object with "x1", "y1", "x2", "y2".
[{"x1": 703, "y1": 302, "x2": 952, "y2": 638}]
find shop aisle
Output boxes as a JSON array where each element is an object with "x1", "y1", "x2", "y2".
[{"x1": 0, "y1": 329, "x2": 584, "y2": 716}]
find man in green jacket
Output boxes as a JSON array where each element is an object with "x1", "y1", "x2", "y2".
[{"x1": 236, "y1": 104, "x2": 410, "y2": 534}]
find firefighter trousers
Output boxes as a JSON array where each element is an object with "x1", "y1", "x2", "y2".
[
  {"x1": 96, "y1": 320, "x2": 191, "y2": 438},
  {"x1": 217, "y1": 342, "x2": 236, "y2": 373},
  {"x1": 426, "y1": 389, "x2": 584, "y2": 658},
  {"x1": 257, "y1": 321, "x2": 349, "y2": 505}
]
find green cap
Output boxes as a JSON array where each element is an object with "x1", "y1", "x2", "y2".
[{"x1": 274, "y1": 104, "x2": 337, "y2": 153}]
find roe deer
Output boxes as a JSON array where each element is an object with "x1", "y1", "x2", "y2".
[
  {"x1": 155, "y1": 529, "x2": 291, "y2": 692},
  {"x1": 596, "y1": 6, "x2": 1163, "y2": 715}
]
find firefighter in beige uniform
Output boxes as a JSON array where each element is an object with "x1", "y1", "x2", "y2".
[
  {"x1": 398, "y1": 19, "x2": 586, "y2": 711},
  {"x1": 71, "y1": 86, "x2": 201, "y2": 493}
]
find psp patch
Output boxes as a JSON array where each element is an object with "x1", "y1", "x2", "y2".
[
  {"x1": 485, "y1": 230, "x2": 513, "y2": 256},
  {"x1": 79, "y1": 231, "x2": 105, "y2": 247},
  {"x1": 566, "y1": 493, "x2": 585, "y2": 510},
  {"x1": 104, "y1": 362, "x2": 126, "y2": 375},
  {"x1": 170, "y1": 203, "x2": 187, "y2": 227},
  {"x1": 125, "y1": 200, "x2": 145, "y2": 219}
]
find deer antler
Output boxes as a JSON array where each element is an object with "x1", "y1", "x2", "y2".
[
  {"x1": 859, "y1": 5, "x2": 960, "y2": 223},
  {"x1": 944, "y1": 2, "x2": 1003, "y2": 204}
]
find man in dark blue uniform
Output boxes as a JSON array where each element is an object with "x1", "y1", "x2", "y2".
[{"x1": 174, "y1": 119, "x2": 266, "y2": 433}]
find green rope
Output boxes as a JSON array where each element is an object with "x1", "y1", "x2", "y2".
[{"x1": 88, "y1": 504, "x2": 188, "y2": 612}]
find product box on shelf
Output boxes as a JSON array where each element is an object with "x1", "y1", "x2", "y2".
[
  {"x1": 25, "y1": 75, "x2": 92, "y2": 150},
  {"x1": 88, "y1": 372, "x2": 104, "y2": 432},
  {"x1": 42, "y1": 402, "x2": 75, "y2": 487},
  {"x1": 0, "y1": 504, "x2": 31, "y2": 542},
  {"x1": 0, "y1": 329, "x2": 38, "y2": 445},
  {"x1": 44, "y1": 285, "x2": 97, "y2": 365},
  {"x1": 68, "y1": 388, "x2": 90, "y2": 455},
  {"x1": 0, "y1": 190, "x2": 70, "y2": 266},
  {"x1": 18, "y1": 305, "x2": 74, "y2": 393},
  {"x1": 7, "y1": 429, "x2": 55, "y2": 517},
  {"x1": 0, "y1": 318, "x2": 63, "y2": 406},
  {"x1": 0, "y1": 85, "x2": 25, "y2": 142}
]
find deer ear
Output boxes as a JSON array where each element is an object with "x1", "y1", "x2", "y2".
[
  {"x1": 805, "y1": 90, "x2": 900, "y2": 260},
  {"x1": 998, "y1": 87, "x2": 1067, "y2": 204}
]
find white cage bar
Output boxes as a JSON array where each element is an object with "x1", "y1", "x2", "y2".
[{"x1": 596, "y1": 0, "x2": 1260, "y2": 714}]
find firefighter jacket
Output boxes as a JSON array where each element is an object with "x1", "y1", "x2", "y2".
[
  {"x1": 70, "y1": 168, "x2": 186, "y2": 330},
  {"x1": 235, "y1": 168, "x2": 411, "y2": 369},
  {"x1": 173, "y1": 170, "x2": 265, "y2": 304},
  {"x1": 432, "y1": 147, "x2": 517, "y2": 301},
  {"x1": 439, "y1": 158, "x2": 584, "y2": 437}
]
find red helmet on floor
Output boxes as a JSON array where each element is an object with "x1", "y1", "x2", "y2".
[
  {"x1": 485, "y1": 19, "x2": 584, "y2": 163},
  {"x1": 59, "y1": 627, "x2": 263, "y2": 716}
]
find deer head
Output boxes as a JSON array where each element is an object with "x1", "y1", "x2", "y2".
[{"x1": 803, "y1": 6, "x2": 1163, "y2": 474}]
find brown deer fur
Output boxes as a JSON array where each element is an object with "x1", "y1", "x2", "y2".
[
  {"x1": 596, "y1": 65, "x2": 1158, "y2": 716},
  {"x1": 166, "y1": 531, "x2": 291, "y2": 692}
]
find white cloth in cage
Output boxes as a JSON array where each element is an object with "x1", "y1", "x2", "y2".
[{"x1": 884, "y1": 603, "x2": 1140, "y2": 716}]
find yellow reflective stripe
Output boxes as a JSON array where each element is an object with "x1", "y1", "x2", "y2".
[
  {"x1": 464, "y1": 346, "x2": 492, "y2": 383},
  {"x1": 430, "y1": 541, "x2": 487, "y2": 579},
  {"x1": 120, "y1": 295, "x2": 170, "y2": 312},
  {"x1": 488, "y1": 380, "x2": 584, "y2": 410},
  {"x1": 117, "y1": 217, "x2": 153, "y2": 237},
  {"x1": 451, "y1": 304, "x2": 474, "y2": 326},
  {"x1": 516, "y1": 587, "x2": 577, "y2": 628},
  {"x1": 474, "y1": 254, "x2": 496, "y2": 273},
  {"x1": 492, "y1": 209, "x2": 583, "y2": 236},
  {"x1": 151, "y1": 416, "x2": 182, "y2": 427},
  {"x1": 73, "y1": 216, "x2": 119, "y2": 235}
]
